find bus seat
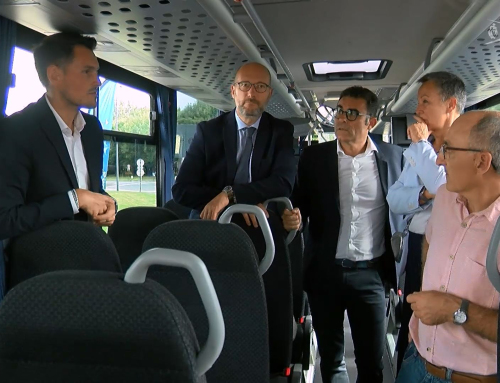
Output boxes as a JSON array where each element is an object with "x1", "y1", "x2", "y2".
[
  {"x1": 0, "y1": 269, "x2": 206, "y2": 383},
  {"x1": 108, "y1": 207, "x2": 178, "y2": 271},
  {"x1": 5, "y1": 221, "x2": 121, "y2": 290},
  {"x1": 230, "y1": 212, "x2": 294, "y2": 375},
  {"x1": 288, "y1": 232, "x2": 305, "y2": 321},
  {"x1": 0, "y1": 240, "x2": 5, "y2": 302},
  {"x1": 142, "y1": 220, "x2": 270, "y2": 383},
  {"x1": 262, "y1": 197, "x2": 305, "y2": 322},
  {"x1": 164, "y1": 199, "x2": 193, "y2": 220}
]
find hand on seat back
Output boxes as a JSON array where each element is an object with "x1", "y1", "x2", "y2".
[
  {"x1": 200, "y1": 192, "x2": 229, "y2": 220},
  {"x1": 242, "y1": 203, "x2": 269, "y2": 228},
  {"x1": 282, "y1": 208, "x2": 301, "y2": 232}
]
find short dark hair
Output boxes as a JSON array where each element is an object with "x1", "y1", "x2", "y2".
[
  {"x1": 34, "y1": 32, "x2": 97, "y2": 87},
  {"x1": 418, "y1": 71, "x2": 466, "y2": 113},
  {"x1": 339, "y1": 86, "x2": 379, "y2": 116}
]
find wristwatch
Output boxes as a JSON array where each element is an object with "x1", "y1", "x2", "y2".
[
  {"x1": 419, "y1": 187, "x2": 430, "y2": 204},
  {"x1": 222, "y1": 186, "x2": 236, "y2": 204},
  {"x1": 453, "y1": 299, "x2": 469, "y2": 325}
]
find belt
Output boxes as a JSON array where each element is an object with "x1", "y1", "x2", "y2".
[
  {"x1": 334, "y1": 258, "x2": 380, "y2": 269},
  {"x1": 420, "y1": 356, "x2": 497, "y2": 383}
]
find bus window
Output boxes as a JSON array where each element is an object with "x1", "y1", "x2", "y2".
[
  {"x1": 97, "y1": 79, "x2": 156, "y2": 209},
  {"x1": 5, "y1": 47, "x2": 46, "y2": 116},
  {"x1": 175, "y1": 91, "x2": 219, "y2": 177}
]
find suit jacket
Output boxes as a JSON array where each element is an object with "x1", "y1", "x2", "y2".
[
  {"x1": 172, "y1": 110, "x2": 296, "y2": 211},
  {"x1": 0, "y1": 96, "x2": 105, "y2": 240},
  {"x1": 292, "y1": 136, "x2": 405, "y2": 292}
]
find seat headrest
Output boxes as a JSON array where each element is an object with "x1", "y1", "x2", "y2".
[
  {"x1": 108, "y1": 207, "x2": 177, "y2": 270},
  {"x1": 143, "y1": 220, "x2": 259, "y2": 273},
  {"x1": 7, "y1": 221, "x2": 121, "y2": 289},
  {"x1": 0, "y1": 270, "x2": 203, "y2": 383}
]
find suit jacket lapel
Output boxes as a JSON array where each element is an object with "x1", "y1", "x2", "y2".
[
  {"x1": 251, "y1": 112, "x2": 269, "y2": 178},
  {"x1": 223, "y1": 111, "x2": 238, "y2": 184},
  {"x1": 374, "y1": 149, "x2": 389, "y2": 196},
  {"x1": 329, "y1": 141, "x2": 341, "y2": 211},
  {"x1": 38, "y1": 97, "x2": 78, "y2": 189},
  {"x1": 81, "y1": 118, "x2": 101, "y2": 192}
]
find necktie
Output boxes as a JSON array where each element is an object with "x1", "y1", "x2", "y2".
[{"x1": 234, "y1": 127, "x2": 256, "y2": 184}]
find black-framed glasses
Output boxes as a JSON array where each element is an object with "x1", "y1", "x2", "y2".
[
  {"x1": 234, "y1": 81, "x2": 271, "y2": 93},
  {"x1": 439, "y1": 144, "x2": 483, "y2": 159},
  {"x1": 333, "y1": 106, "x2": 371, "y2": 121}
]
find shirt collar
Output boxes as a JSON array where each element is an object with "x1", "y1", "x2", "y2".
[
  {"x1": 455, "y1": 193, "x2": 500, "y2": 223},
  {"x1": 234, "y1": 109, "x2": 262, "y2": 130},
  {"x1": 45, "y1": 94, "x2": 86, "y2": 136},
  {"x1": 337, "y1": 135, "x2": 378, "y2": 156}
]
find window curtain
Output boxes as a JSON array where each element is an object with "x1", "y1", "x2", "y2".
[
  {"x1": 156, "y1": 85, "x2": 177, "y2": 204},
  {"x1": 0, "y1": 16, "x2": 15, "y2": 301},
  {"x1": 0, "y1": 16, "x2": 16, "y2": 117}
]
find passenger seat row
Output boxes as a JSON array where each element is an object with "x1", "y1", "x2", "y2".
[{"x1": 0, "y1": 199, "x2": 315, "y2": 383}]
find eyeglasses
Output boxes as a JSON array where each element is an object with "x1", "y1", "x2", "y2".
[
  {"x1": 333, "y1": 107, "x2": 371, "y2": 122},
  {"x1": 233, "y1": 81, "x2": 271, "y2": 93},
  {"x1": 439, "y1": 144, "x2": 483, "y2": 159}
]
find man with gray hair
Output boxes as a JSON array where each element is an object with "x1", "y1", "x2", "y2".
[
  {"x1": 387, "y1": 71, "x2": 466, "y2": 372},
  {"x1": 396, "y1": 110, "x2": 500, "y2": 382}
]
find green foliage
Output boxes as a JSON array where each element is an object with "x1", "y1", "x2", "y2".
[
  {"x1": 115, "y1": 102, "x2": 151, "y2": 135},
  {"x1": 177, "y1": 100, "x2": 218, "y2": 124}
]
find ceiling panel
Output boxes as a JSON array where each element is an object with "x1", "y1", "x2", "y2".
[{"x1": 0, "y1": 0, "x2": 475, "y2": 121}]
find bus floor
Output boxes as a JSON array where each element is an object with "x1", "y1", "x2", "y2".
[{"x1": 313, "y1": 313, "x2": 396, "y2": 383}]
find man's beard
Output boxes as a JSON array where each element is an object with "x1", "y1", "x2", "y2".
[{"x1": 238, "y1": 99, "x2": 263, "y2": 117}]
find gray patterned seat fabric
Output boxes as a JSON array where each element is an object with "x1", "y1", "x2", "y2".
[
  {"x1": 108, "y1": 207, "x2": 178, "y2": 271},
  {"x1": 230, "y1": 212, "x2": 294, "y2": 375},
  {"x1": 0, "y1": 270, "x2": 204, "y2": 383},
  {"x1": 6, "y1": 221, "x2": 121, "y2": 290},
  {"x1": 143, "y1": 220, "x2": 270, "y2": 383}
]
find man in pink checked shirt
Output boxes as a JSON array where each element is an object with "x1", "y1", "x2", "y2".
[{"x1": 396, "y1": 110, "x2": 500, "y2": 383}]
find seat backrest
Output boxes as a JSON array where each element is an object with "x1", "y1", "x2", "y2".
[
  {"x1": 6, "y1": 221, "x2": 121, "y2": 290},
  {"x1": 288, "y1": 232, "x2": 305, "y2": 321},
  {"x1": 0, "y1": 241, "x2": 5, "y2": 302},
  {"x1": 108, "y1": 207, "x2": 178, "y2": 270},
  {"x1": 143, "y1": 220, "x2": 270, "y2": 383},
  {"x1": 164, "y1": 199, "x2": 192, "y2": 220},
  {"x1": 0, "y1": 270, "x2": 205, "y2": 383},
  {"x1": 230, "y1": 212, "x2": 293, "y2": 374}
]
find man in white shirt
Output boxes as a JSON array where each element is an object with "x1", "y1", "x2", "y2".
[
  {"x1": 283, "y1": 87, "x2": 405, "y2": 382},
  {"x1": 0, "y1": 32, "x2": 116, "y2": 240}
]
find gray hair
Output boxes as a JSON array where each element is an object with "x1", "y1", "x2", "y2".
[
  {"x1": 469, "y1": 112, "x2": 500, "y2": 174},
  {"x1": 418, "y1": 71, "x2": 466, "y2": 113}
]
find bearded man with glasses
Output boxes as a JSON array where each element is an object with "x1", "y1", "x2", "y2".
[
  {"x1": 172, "y1": 62, "x2": 296, "y2": 225},
  {"x1": 283, "y1": 86, "x2": 405, "y2": 382}
]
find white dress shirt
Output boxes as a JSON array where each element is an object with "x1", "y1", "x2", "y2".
[
  {"x1": 235, "y1": 110, "x2": 262, "y2": 183},
  {"x1": 386, "y1": 140, "x2": 446, "y2": 234},
  {"x1": 45, "y1": 95, "x2": 89, "y2": 214},
  {"x1": 336, "y1": 137, "x2": 387, "y2": 261}
]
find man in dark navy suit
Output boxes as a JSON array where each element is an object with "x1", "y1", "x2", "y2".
[
  {"x1": 172, "y1": 62, "x2": 296, "y2": 225},
  {"x1": 0, "y1": 32, "x2": 115, "y2": 240},
  {"x1": 284, "y1": 87, "x2": 405, "y2": 383}
]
